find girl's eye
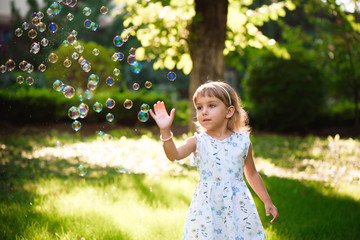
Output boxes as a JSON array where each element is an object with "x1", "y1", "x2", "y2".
[
  {"x1": 209, "y1": 104, "x2": 215, "y2": 108},
  {"x1": 197, "y1": 106, "x2": 202, "y2": 110}
]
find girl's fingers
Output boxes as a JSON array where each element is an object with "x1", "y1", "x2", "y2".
[{"x1": 149, "y1": 109, "x2": 155, "y2": 119}]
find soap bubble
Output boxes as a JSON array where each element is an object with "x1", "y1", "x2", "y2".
[
  {"x1": 113, "y1": 35, "x2": 123, "y2": 47},
  {"x1": 83, "y1": 7, "x2": 92, "y2": 16},
  {"x1": 93, "y1": 102, "x2": 103, "y2": 112},
  {"x1": 123, "y1": 99, "x2": 133, "y2": 109},
  {"x1": 78, "y1": 94, "x2": 84, "y2": 102},
  {"x1": 68, "y1": 0, "x2": 78, "y2": 8},
  {"x1": 50, "y1": 2, "x2": 62, "y2": 15},
  {"x1": 133, "y1": 83, "x2": 140, "y2": 90},
  {"x1": 100, "y1": 6, "x2": 108, "y2": 14},
  {"x1": 37, "y1": 22, "x2": 46, "y2": 32},
  {"x1": 47, "y1": 8, "x2": 53, "y2": 16},
  {"x1": 77, "y1": 164, "x2": 87, "y2": 176},
  {"x1": 112, "y1": 52, "x2": 124, "y2": 61},
  {"x1": 140, "y1": 103, "x2": 150, "y2": 113},
  {"x1": 87, "y1": 81, "x2": 97, "y2": 91},
  {"x1": 41, "y1": 38, "x2": 49, "y2": 47},
  {"x1": 106, "y1": 98, "x2": 115, "y2": 109},
  {"x1": 67, "y1": 34, "x2": 77, "y2": 45},
  {"x1": 37, "y1": 11, "x2": 44, "y2": 19},
  {"x1": 92, "y1": 48, "x2": 100, "y2": 56},
  {"x1": 28, "y1": 29, "x2": 37, "y2": 39},
  {"x1": 106, "y1": 113, "x2": 114, "y2": 122},
  {"x1": 30, "y1": 42, "x2": 40, "y2": 54},
  {"x1": 63, "y1": 85, "x2": 75, "y2": 98},
  {"x1": 88, "y1": 74, "x2": 99, "y2": 85},
  {"x1": 72, "y1": 120, "x2": 81, "y2": 131},
  {"x1": 113, "y1": 68, "x2": 120, "y2": 76},
  {"x1": 106, "y1": 76, "x2": 115, "y2": 86},
  {"x1": 90, "y1": 22, "x2": 98, "y2": 31},
  {"x1": 26, "y1": 63, "x2": 34, "y2": 73},
  {"x1": 53, "y1": 79, "x2": 64, "y2": 91},
  {"x1": 0, "y1": 65, "x2": 6, "y2": 73},
  {"x1": 64, "y1": 58, "x2": 72, "y2": 68},
  {"x1": 130, "y1": 61, "x2": 142, "y2": 74},
  {"x1": 84, "y1": 19, "x2": 92, "y2": 28},
  {"x1": 72, "y1": 52, "x2": 79, "y2": 60},
  {"x1": 14, "y1": 28, "x2": 23, "y2": 37},
  {"x1": 62, "y1": 40, "x2": 69, "y2": 46},
  {"x1": 68, "y1": 106, "x2": 80, "y2": 120},
  {"x1": 48, "y1": 22, "x2": 58, "y2": 33},
  {"x1": 67, "y1": 13, "x2": 74, "y2": 21},
  {"x1": 38, "y1": 64, "x2": 46, "y2": 72},
  {"x1": 32, "y1": 16, "x2": 40, "y2": 26},
  {"x1": 63, "y1": 0, "x2": 72, "y2": 5},
  {"x1": 79, "y1": 103, "x2": 89, "y2": 118},
  {"x1": 145, "y1": 81, "x2": 152, "y2": 88},
  {"x1": 16, "y1": 75, "x2": 24, "y2": 84},
  {"x1": 84, "y1": 89, "x2": 93, "y2": 99},
  {"x1": 138, "y1": 111, "x2": 149, "y2": 122},
  {"x1": 22, "y1": 22, "x2": 29, "y2": 30},
  {"x1": 167, "y1": 71, "x2": 176, "y2": 81},
  {"x1": 129, "y1": 48, "x2": 136, "y2": 55},
  {"x1": 76, "y1": 45, "x2": 84, "y2": 53},
  {"x1": 19, "y1": 60, "x2": 28, "y2": 71},
  {"x1": 5, "y1": 59, "x2": 15, "y2": 71},
  {"x1": 48, "y1": 53, "x2": 58, "y2": 63},
  {"x1": 26, "y1": 76, "x2": 34, "y2": 86},
  {"x1": 127, "y1": 55, "x2": 136, "y2": 65}
]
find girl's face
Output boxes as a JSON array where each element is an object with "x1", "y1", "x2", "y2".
[{"x1": 195, "y1": 95, "x2": 232, "y2": 132}]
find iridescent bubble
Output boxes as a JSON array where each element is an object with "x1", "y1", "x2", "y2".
[
  {"x1": 68, "y1": 106, "x2": 80, "y2": 120},
  {"x1": 67, "y1": 13, "x2": 74, "y2": 21},
  {"x1": 90, "y1": 22, "x2": 98, "y2": 31},
  {"x1": 31, "y1": 12, "x2": 37, "y2": 18},
  {"x1": 26, "y1": 63, "x2": 34, "y2": 73},
  {"x1": 145, "y1": 81, "x2": 152, "y2": 88},
  {"x1": 106, "y1": 113, "x2": 114, "y2": 122},
  {"x1": 76, "y1": 45, "x2": 84, "y2": 53},
  {"x1": 113, "y1": 68, "x2": 120, "y2": 76},
  {"x1": 97, "y1": 131, "x2": 106, "y2": 139},
  {"x1": 37, "y1": 11, "x2": 44, "y2": 19},
  {"x1": 30, "y1": 42, "x2": 40, "y2": 54},
  {"x1": 93, "y1": 102, "x2": 103, "y2": 112},
  {"x1": 130, "y1": 62, "x2": 142, "y2": 74},
  {"x1": 62, "y1": 40, "x2": 69, "y2": 47},
  {"x1": 63, "y1": 85, "x2": 75, "y2": 98},
  {"x1": 138, "y1": 111, "x2": 149, "y2": 122},
  {"x1": 72, "y1": 120, "x2": 81, "y2": 132},
  {"x1": 87, "y1": 81, "x2": 97, "y2": 91},
  {"x1": 38, "y1": 64, "x2": 46, "y2": 72},
  {"x1": 50, "y1": 2, "x2": 62, "y2": 15},
  {"x1": 0, "y1": 65, "x2": 6, "y2": 73},
  {"x1": 167, "y1": 71, "x2": 176, "y2": 81},
  {"x1": 67, "y1": 34, "x2": 77, "y2": 45},
  {"x1": 19, "y1": 60, "x2": 28, "y2": 71},
  {"x1": 77, "y1": 164, "x2": 87, "y2": 176},
  {"x1": 112, "y1": 52, "x2": 124, "y2": 61},
  {"x1": 16, "y1": 75, "x2": 24, "y2": 84},
  {"x1": 37, "y1": 22, "x2": 46, "y2": 32},
  {"x1": 47, "y1": 8, "x2": 53, "y2": 16},
  {"x1": 84, "y1": 19, "x2": 92, "y2": 28},
  {"x1": 100, "y1": 6, "x2": 108, "y2": 14},
  {"x1": 48, "y1": 22, "x2": 58, "y2": 33},
  {"x1": 53, "y1": 80, "x2": 63, "y2": 92},
  {"x1": 63, "y1": 0, "x2": 72, "y2": 5},
  {"x1": 26, "y1": 76, "x2": 34, "y2": 86},
  {"x1": 129, "y1": 48, "x2": 136, "y2": 55},
  {"x1": 106, "y1": 76, "x2": 114, "y2": 86},
  {"x1": 140, "y1": 103, "x2": 150, "y2": 113},
  {"x1": 73, "y1": 41, "x2": 80, "y2": 48},
  {"x1": 78, "y1": 94, "x2": 84, "y2": 102},
  {"x1": 41, "y1": 38, "x2": 49, "y2": 47},
  {"x1": 71, "y1": 29, "x2": 78, "y2": 37},
  {"x1": 88, "y1": 74, "x2": 99, "y2": 85},
  {"x1": 83, "y1": 7, "x2": 92, "y2": 16},
  {"x1": 14, "y1": 28, "x2": 23, "y2": 37},
  {"x1": 68, "y1": 0, "x2": 78, "y2": 8},
  {"x1": 64, "y1": 58, "x2": 72, "y2": 68},
  {"x1": 5, "y1": 59, "x2": 15, "y2": 71},
  {"x1": 48, "y1": 53, "x2": 58, "y2": 63},
  {"x1": 106, "y1": 98, "x2": 115, "y2": 109},
  {"x1": 127, "y1": 55, "x2": 136, "y2": 65},
  {"x1": 123, "y1": 99, "x2": 133, "y2": 109},
  {"x1": 72, "y1": 52, "x2": 79, "y2": 60},
  {"x1": 133, "y1": 83, "x2": 140, "y2": 90},
  {"x1": 78, "y1": 103, "x2": 89, "y2": 118},
  {"x1": 22, "y1": 22, "x2": 29, "y2": 30},
  {"x1": 32, "y1": 16, "x2": 40, "y2": 26},
  {"x1": 92, "y1": 48, "x2": 100, "y2": 56},
  {"x1": 84, "y1": 89, "x2": 93, "y2": 99},
  {"x1": 81, "y1": 61, "x2": 91, "y2": 72},
  {"x1": 28, "y1": 29, "x2": 37, "y2": 39},
  {"x1": 113, "y1": 36, "x2": 123, "y2": 47}
]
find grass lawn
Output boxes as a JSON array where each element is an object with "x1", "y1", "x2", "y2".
[{"x1": 0, "y1": 126, "x2": 359, "y2": 240}]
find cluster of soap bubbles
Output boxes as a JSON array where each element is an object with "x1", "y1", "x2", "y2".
[{"x1": 1, "y1": 0, "x2": 178, "y2": 137}]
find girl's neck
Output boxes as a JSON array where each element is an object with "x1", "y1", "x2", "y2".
[{"x1": 205, "y1": 127, "x2": 233, "y2": 141}]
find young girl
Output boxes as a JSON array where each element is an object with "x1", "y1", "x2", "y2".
[{"x1": 149, "y1": 81, "x2": 278, "y2": 240}]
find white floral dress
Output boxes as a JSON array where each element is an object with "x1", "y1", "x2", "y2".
[{"x1": 183, "y1": 131, "x2": 266, "y2": 240}]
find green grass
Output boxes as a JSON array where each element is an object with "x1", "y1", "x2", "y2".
[{"x1": 0, "y1": 128, "x2": 359, "y2": 239}]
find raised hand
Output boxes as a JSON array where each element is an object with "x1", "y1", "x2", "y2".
[{"x1": 149, "y1": 101, "x2": 175, "y2": 131}]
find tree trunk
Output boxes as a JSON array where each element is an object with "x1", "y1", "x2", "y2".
[{"x1": 187, "y1": 0, "x2": 229, "y2": 132}]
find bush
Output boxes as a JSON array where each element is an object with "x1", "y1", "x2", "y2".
[
  {"x1": 0, "y1": 86, "x2": 189, "y2": 126},
  {"x1": 244, "y1": 52, "x2": 325, "y2": 132}
]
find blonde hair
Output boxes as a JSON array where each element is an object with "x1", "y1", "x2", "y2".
[{"x1": 192, "y1": 81, "x2": 250, "y2": 133}]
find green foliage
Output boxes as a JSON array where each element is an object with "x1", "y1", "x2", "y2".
[{"x1": 244, "y1": 51, "x2": 326, "y2": 132}]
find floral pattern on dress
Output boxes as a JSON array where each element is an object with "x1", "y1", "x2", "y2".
[{"x1": 183, "y1": 132, "x2": 266, "y2": 240}]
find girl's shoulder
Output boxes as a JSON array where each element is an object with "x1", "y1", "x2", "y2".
[{"x1": 232, "y1": 131, "x2": 251, "y2": 141}]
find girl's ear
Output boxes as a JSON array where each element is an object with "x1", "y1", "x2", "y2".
[{"x1": 226, "y1": 105, "x2": 235, "y2": 119}]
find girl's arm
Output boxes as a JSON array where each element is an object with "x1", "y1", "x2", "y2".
[
  {"x1": 244, "y1": 143, "x2": 279, "y2": 223},
  {"x1": 150, "y1": 101, "x2": 196, "y2": 161}
]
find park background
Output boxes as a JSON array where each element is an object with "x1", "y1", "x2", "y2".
[{"x1": 0, "y1": 0, "x2": 360, "y2": 239}]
